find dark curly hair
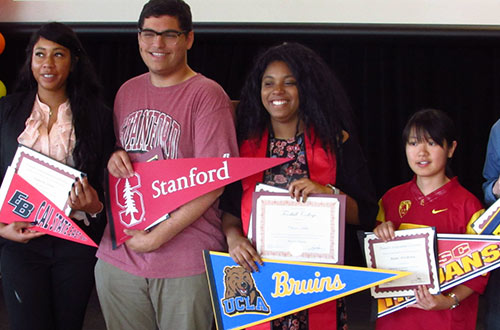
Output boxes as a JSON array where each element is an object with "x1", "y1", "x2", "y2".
[
  {"x1": 14, "y1": 22, "x2": 110, "y2": 174},
  {"x1": 236, "y1": 42, "x2": 355, "y2": 162}
]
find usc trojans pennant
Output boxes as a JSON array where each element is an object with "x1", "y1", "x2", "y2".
[
  {"x1": 107, "y1": 157, "x2": 288, "y2": 248},
  {"x1": 0, "y1": 173, "x2": 97, "y2": 247},
  {"x1": 377, "y1": 234, "x2": 500, "y2": 317}
]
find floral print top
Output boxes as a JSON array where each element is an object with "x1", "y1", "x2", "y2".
[
  {"x1": 263, "y1": 131, "x2": 347, "y2": 330},
  {"x1": 264, "y1": 133, "x2": 309, "y2": 187},
  {"x1": 264, "y1": 132, "x2": 310, "y2": 330}
]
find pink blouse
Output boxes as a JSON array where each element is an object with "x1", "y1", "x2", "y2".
[{"x1": 17, "y1": 94, "x2": 76, "y2": 166}]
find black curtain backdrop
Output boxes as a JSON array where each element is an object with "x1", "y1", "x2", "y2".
[{"x1": 1, "y1": 22, "x2": 500, "y2": 204}]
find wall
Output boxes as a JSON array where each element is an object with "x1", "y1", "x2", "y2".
[
  {"x1": 1, "y1": 23, "x2": 499, "y2": 202},
  {"x1": 3, "y1": 0, "x2": 500, "y2": 25},
  {"x1": 2, "y1": 0, "x2": 500, "y2": 223}
]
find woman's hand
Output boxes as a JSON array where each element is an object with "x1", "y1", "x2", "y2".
[
  {"x1": 409, "y1": 285, "x2": 454, "y2": 311},
  {"x1": 0, "y1": 222, "x2": 44, "y2": 243},
  {"x1": 288, "y1": 178, "x2": 331, "y2": 202},
  {"x1": 373, "y1": 221, "x2": 395, "y2": 241},
  {"x1": 410, "y1": 284, "x2": 473, "y2": 311},
  {"x1": 288, "y1": 178, "x2": 361, "y2": 225},
  {"x1": 222, "y1": 212, "x2": 263, "y2": 272},
  {"x1": 227, "y1": 234, "x2": 263, "y2": 272},
  {"x1": 68, "y1": 176, "x2": 103, "y2": 215}
]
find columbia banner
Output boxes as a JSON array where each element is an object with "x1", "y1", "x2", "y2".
[
  {"x1": 107, "y1": 157, "x2": 288, "y2": 247},
  {"x1": 204, "y1": 251, "x2": 409, "y2": 330},
  {"x1": 0, "y1": 173, "x2": 97, "y2": 247},
  {"x1": 377, "y1": 234, "x2": 500, "y2": 317}
]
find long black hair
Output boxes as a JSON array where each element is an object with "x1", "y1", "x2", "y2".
[
  {"x1": 237, "y1": 42, "x2": 356, "y2": 160},
  {"x1": 402, "y1": 108, "x2": 457, "y2": 178},
  {"x1": 14, "y1": 22, "x2": 111, "y2": 174}
]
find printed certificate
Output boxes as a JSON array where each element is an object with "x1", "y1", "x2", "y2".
[
  {"x1": 364, "y1": 227, "x2": 440, "y2": 298},
  {"x1": 253, "y1": 192, "x2": 345, "y2": 264},
  {"x1": 0, "y1": 145, "x2": 84, "y2": 216}
]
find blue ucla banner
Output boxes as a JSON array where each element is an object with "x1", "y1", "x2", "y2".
[{"x1": 204, "y1": 251, "x2": 408, "y2": 330}]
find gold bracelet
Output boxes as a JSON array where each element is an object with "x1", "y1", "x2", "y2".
[{"x1": 447, "y1": 292, "x2": 460, "y2": 309}]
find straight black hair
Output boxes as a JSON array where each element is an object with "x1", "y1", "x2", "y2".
[{"x1": 402, "y1": 108, "x2": 457, "y2": 177}]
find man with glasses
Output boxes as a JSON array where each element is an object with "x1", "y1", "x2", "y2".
[{"x1": 94, "y1": 0, "x2": 238, "y2": 329}]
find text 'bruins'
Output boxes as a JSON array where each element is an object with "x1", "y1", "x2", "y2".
[{"x1": 271, "y1": 271, "x2": 346, "y2": 297}]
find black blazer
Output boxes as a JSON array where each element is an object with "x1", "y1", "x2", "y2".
[{"x1": 0, "y1": 91, "x2": 115, "y2": 248}]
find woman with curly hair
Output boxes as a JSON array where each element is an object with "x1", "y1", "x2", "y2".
[
  {"x1": 0, "y1": 22, "x2": 114, "y2": 330},
  {"x1": 222, "y1": 42, "x2": 377, "y2": 330}
]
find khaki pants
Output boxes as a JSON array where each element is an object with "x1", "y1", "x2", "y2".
[{"x1": 95, "y1": 259, "x2": 214, "y2": 330}]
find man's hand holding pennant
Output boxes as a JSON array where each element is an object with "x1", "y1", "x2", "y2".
[{"x1": 107, "y1": 157, "x2": 288, "y2": 248}]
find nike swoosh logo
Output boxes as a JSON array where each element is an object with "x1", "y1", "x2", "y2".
[{"x1": 432, "y1": 208, "x2": 448, "y2": 214}]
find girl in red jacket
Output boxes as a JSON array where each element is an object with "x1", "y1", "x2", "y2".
[
  {"x1": 221, "y1": 42, "x2": 377, "y2": 330},
  {"x1": 374, "y1": 109, "x2": 487, "y2": 330}
]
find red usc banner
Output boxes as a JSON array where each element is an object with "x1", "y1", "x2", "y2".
[
  {"x1": 0, "y1": 173, "x2": 97, "y2": 247},
  {"x1": 107, "y1": 157, "x2": 288, "y2": 248},
  {"x1": 377, "y1": 234, "x2": 500, "y2": 317}
]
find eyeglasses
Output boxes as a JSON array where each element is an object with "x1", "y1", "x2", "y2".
[{"x1": 138, "y1": 28, "x2": 186, "y2": 46}]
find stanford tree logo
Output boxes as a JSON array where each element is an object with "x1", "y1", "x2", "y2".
[{"x1": 115, "y1": 174, "x2": 145, "y2": 227}]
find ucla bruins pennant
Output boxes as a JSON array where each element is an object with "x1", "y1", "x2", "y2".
[
  {"x1": 204, "y1": 251, "x2": 408, "y2": 330},
  {"x1": 377, "y1": 234, "x2": 500, "y2": 317}
]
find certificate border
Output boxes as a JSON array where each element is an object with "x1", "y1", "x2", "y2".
[
  {"x1": 260, "y1": 198, "x2": 338, "y2": 260},
  {"x1": 366, "y1": 227, "x2": 439, "y2": 297},
  {"x1": 11, "y1": 144, "x2": 84, "y2": 215},
  {"x1": 12, "y1": 144, "x2": 84, "y2": 179},
  {"x1": 377, "y1": 233, "x2": 500, "y2": 317},
  {"x1": 253, "y1": 192, "x2": 345, "y2": 265}
]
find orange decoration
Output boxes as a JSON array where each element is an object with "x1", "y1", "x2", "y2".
[{"x1": 0, "y1": 32, "x2": 5, "y2": 55}]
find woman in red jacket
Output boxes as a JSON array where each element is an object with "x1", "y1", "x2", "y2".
[{"x1": 222, "y1": 42, "x2": 377, "y2": 330}]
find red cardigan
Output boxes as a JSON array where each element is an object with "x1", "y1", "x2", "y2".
[
  {"x1": 238, "y1": 128, "x2": 338, "y2": 330},
  {"x1": 239, "y1": 128, "x2": 337, "y2": 235}
]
